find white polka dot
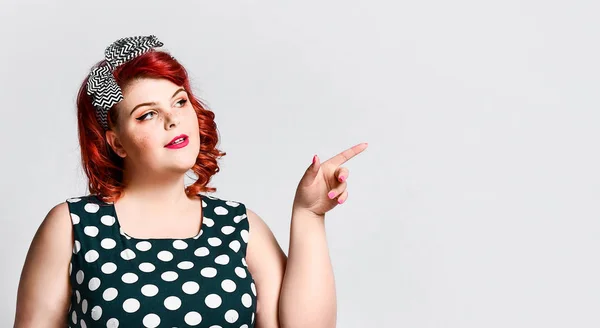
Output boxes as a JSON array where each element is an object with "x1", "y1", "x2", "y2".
[
  {"x1": 173, "y1": 240, "x2": 188, "y2": 249},
  {"x1": 100, "y1": 215, "x2": 115, "y2": 226},
  {"x1": 101, "y1": 262, "x2": 117, "y2": 274},
  {"x1": 242, "y1": 293, "x2": 252, "y2": 307},
  {"x1": 76, "y1": 270, "x2": 84, "y2": 284},
  {"x1": 208, "y1": 237, "x2": 222, "y2": 246},
  {"x1": 225, "y1": 309, "x2": 239, "y2": 323},
  {"x1": 204, "y1": 217, "x2": 215, "y2": 227},
  {"x1": 76, "y1": 290, "x2": 81, "y2": 303},
  {"x1": 240, "y1": 325, "x2": 249, "y2": 328},
  {"x1": 184, "y1": 311, "x2": 202, "y2": 325},
  {"x1": 91, "y1": 305, "x2": 102, "y2": 320},
  {"x1": 84, "y1": 250, "x2": 99, "y2": 263},
  {"x1": 157, "y1": 250, "x2": 173, "y2": 261},
  {"x1": 193, "y1": 230, "x2": 203, "y2": 239},
  {"x1": 82, "y1": 299, "x2": 88, "y2": 313},
  {"x1": 136, "y1": 241, "x2": 152, "y2": 251},
  {"x1": 215, "y1": 254, "x2": 230, "y2": 265},
  {"x1": 177, "y1": 261, "x2": 194, "y2": 270},
  {"x1": 71, "y1": 213, "x2": 80, "y2": 225},
  {"x1": 88, "y1": 277, "x2": 101, "y2": 291},
  {"x1": 214, "y1": 206, "x2": 228, "y2": 215},
  {"x1": 143, "y1": 313, "x2": 161, "y2": 328},
  {"x1": 229, "y1": 240, "x2": 241, "y2": 252},
  {"x1": 80, "y1": 318, "x2": 87, "y2": 328},
  {"x1": 240, "y1": 229, "x2": 249, "y2": 243},
  {"x1": 226, "y1": 201, "x2": 240, "y2": 207},
  {"x1": 73, "y1": 240, "x2": 81, "y2": 254},
  {"x1": 139, "y1": 262, "x2": 156, "y2": 272},
  {"x1": 242, "y1": 257, "x2": 248, "y2": 267},
  {"x1": 194, "y1": 247, "x2": 210, "y2": 257},
  {"x1": 84, "y1": 226, "x2": 99, "y2": 237},
  {"x1": 252, "y1": 312, "x2": 255, "y2": 323},
  {"x1": 200, "y1": 267, "x2": 217, "y2": 278},
  {"x1": 84, "y1": 203, "x2": 100, "y2": 213},
  {"x1": 103, "y1": 288, "x2": 118, "y2": 301},
  {"x1": 233, "y1": 214, "x2": 246, "y2": 223},
  {"x1": 221, "y1": 279, "x2": 236, "y2": 292},
  {"x1": 122, "y1": 272, "x2": 138, "y2": 284},
  {"x1": 182, "y1": 281, "x2": 200, "y2": 294},
  {"x1": 164, "y1": 296, "x2": 181, "y2": 310},
  {"x1": 71, "y1": 310, "x2": 77, "y2": 324},
  {"x1": 161, "y1": 271, "x2": 178, "y2": 282},
  {"x1": 251, "y1": 282, "x2": 257, "y2": 296},
  {"x1": 69, "y1": 262, "x2": 72, "y2": 275},
  {"x1": 202, "y1": 200, "x2": 207, "y2": 207},
  {"x1": 205, "y1": 294, "x2": 222, "y2": 308},
  {"x1": 106, "y1": 318, "x2": 119, "y2": 328},
  {"x1": 67, "y1": 197, "x2": 81, "y2": 203},
  {"x1": 101, "y1": 238, "x2": 116, "y2": 249},
  {"x1": 120, "y1": 249, "x2": 136, "y2": 260},
  {"x1": 123, "y1": 298, "x2": 140, "y2": 313},
  {"x1": 141, "y1": 284, "x2": 159, "y2": 297},
  {"x1": 235, "y1": 267, "x2": 247, "y2": 278},
  {"x1": 221, "y1": 226, "x2": 236, "y2": 235}
]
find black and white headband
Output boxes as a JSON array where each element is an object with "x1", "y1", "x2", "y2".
[{"x1": 86, "y1": 35, "x2": 164, "y2": 130}]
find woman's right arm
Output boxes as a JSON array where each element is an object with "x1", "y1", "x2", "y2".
[{"x1": 14, "y1": 202, "x2": 73, "y2": 327}]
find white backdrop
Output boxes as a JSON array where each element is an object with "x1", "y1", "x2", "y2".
[{"x1": 1, "y1": 0, "x2": 599, "y2": 327}]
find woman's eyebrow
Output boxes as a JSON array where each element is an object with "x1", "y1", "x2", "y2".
[{"x1": 129, "y1": 88, "x2": 187, "y2": 116}]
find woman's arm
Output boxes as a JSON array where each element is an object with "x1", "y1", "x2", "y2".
[
  {"x1": 278, "y1": 208, "x2": 336, "y2": 328},
  {"x1": 14, "y1": 202, "x2": 73, "y2": 327},
  {"x1": 245, "y1": 208, "x2": 288, "y2": 328},
  {"x1": 245, "y1": 207, "x2": 336, "y2": 328}
]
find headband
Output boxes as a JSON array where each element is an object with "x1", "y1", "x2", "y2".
[{"x1": 86, "y1": 35, "x2": 164, "y2": 130}]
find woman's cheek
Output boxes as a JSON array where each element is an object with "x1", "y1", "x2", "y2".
[{"x1": 133, "y1": 135, "x2": 153, "y2": 153}]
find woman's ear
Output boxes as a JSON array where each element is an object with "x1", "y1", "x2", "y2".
[{"x1": 105, "y1": 130, "x2": 127, "y2": 158}]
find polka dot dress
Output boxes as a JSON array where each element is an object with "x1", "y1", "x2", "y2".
[{"x1": 66, "y1": 194, "x2": 257, "y2": 327}]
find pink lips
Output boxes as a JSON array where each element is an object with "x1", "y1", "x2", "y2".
[{"x1": 165, "y1": 134, "x2": 189, "y2": 149}]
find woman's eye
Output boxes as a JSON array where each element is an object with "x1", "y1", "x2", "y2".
[
  {"x1": 135, "y1": 100, "x2": 187, "y2": 122},
  {"x1": 136, "y1": 112, "x2": 156, "y2": 121}
]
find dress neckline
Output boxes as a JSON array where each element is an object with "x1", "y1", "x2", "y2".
[{"x1": 108, "y1": 193, "x2": 206, "y2": 242}]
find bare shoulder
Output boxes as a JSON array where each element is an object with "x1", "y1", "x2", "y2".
[
  {"x1": 14, "y1": 201, "x2": 73, "y2": 327},
  {"x1": 245, "y1": 207, "x2": 269, "y2": 234},
  {"x1": 29, "y1": 201, "x2": 73, "y2": 253},
  {"x1": 244, "y1": 206, "x2": 284, "y2": 251},
  {"x1": 37, "y1": 201, "x2": 73, "y2": 244}
]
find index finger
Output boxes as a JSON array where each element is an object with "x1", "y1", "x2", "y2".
[{"x1": 327, "y1": 142, "x2": 368, "y2": 167}]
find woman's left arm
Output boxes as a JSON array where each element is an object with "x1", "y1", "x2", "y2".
[
  {"x1": 278, "y1": 208, "x2": 337, "y2": 328},
  {"x1": 246, "y1": 142, "x2": 368, "y2": 328},
  {"x1": 245, "y1": 207, "x2": 336, "y2": 328}
]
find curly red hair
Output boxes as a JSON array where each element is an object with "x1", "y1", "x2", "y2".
[{"x1": 75, "y1": 50, "x2": 226, "y2": 203}]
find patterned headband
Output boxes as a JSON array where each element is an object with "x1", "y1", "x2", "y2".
[{"x1": 86, "y1": 35, "x2": 164, "y2": 130}]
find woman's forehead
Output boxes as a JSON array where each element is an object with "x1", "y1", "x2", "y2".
[{"x1": 123, "y1": 78, "x2": 179, "y2": 96}]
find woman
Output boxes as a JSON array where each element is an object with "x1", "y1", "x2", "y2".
[{"x1": 14, "y1": 35, "x2": 367, "y2": 328}]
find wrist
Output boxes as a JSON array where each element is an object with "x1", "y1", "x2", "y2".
[{"x1": 292, "y1": 206, "x2": 324, "y2": 220}]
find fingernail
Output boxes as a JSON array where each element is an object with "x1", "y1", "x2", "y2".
[
  {"x1": 328, "y1": 191, "x2": 335, "y2": 199},
  {"x1": 313, "y1": 155, "x2": 317, "y2": 165},
  {"x1": 338, "y1": 198, "x2": 345, "y2": 204},
  {"x1": 339, "y1": 176, "x2": 345, "y2": 182}
]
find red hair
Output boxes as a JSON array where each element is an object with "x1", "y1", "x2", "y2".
[{"x1": 75, "y1": 50, "x2": 226, "y2": 203}]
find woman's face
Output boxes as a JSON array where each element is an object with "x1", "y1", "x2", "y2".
[{"x1": 105, "y1": 77, "x2": 200, "y2": 177}]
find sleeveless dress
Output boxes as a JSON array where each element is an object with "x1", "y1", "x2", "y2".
[{"x1": 65, "y1": 193, "x2": 257, "y2": 328}]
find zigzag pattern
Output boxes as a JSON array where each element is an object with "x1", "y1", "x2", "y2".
[
  {"x1": 85, "y1": 35, "x2": 164, "y2": 130},
  {"x1": 105, "y1": 35, "x2": 163, "y2": 69}
]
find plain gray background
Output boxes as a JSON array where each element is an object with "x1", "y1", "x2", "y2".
[{"x1": 1, "y1": 0, "x2": 599, "y2": 327}]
